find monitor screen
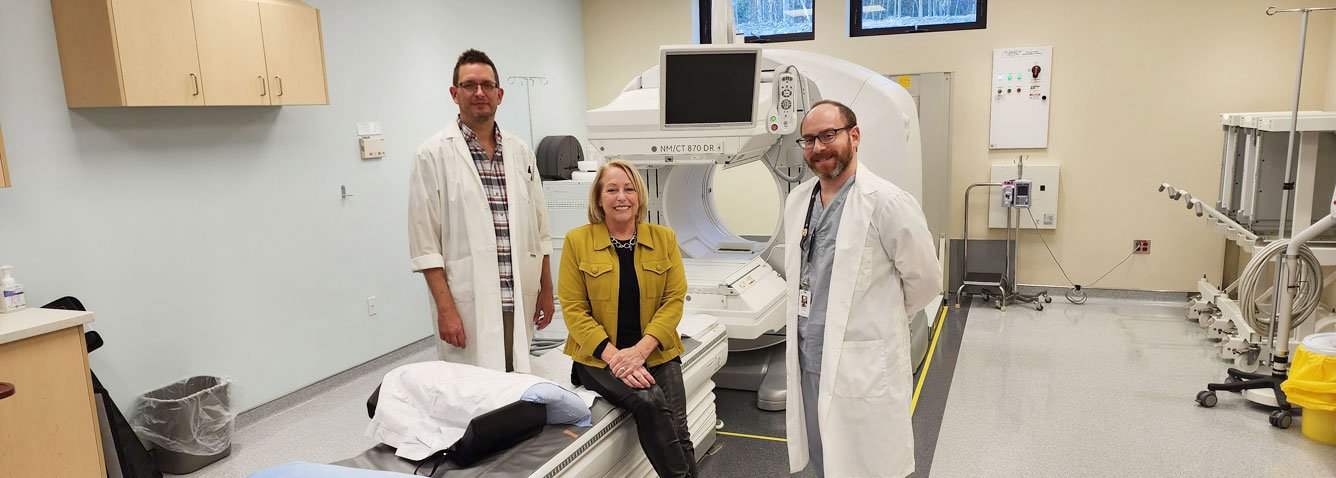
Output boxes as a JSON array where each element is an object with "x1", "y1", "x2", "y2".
[{"x1": 663, "y1": 50, "x2": 759, "y2": 128}]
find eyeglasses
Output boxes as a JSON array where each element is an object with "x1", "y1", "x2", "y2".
[
  {"x1": 795, "y1": 126, "x2": 854, "y2": 149},
  {"x1": 456, "y1": 81, "x2": 499, "y2": 94}
]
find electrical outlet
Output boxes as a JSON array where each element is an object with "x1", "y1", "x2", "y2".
[
  {"x1": 367, "y1": 296, "x2": 377, "y2": 316},
  {"x1": 1133, "y1": 240, "x2": 1150, "y2": 254}
]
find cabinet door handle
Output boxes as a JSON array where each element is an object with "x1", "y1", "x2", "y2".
[
  {"x1": 0, "y1": 382, "x2": 14, "y2": 400},
  {"x1": 275, "y1": 75, "x2": 284, "y2": 97},
  {"x1": 259, "y1": 75, "x2": 267, "y2": 96},
  {"x1": 190, "y1": 73, "x2": 200, "y2": 96}
]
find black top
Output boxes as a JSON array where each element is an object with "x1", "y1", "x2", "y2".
[
  {"x1": 591, "y1": 234, "x2": 642, "y2": 360},
  {"x1": 613, "y1": 244, "x2": 642, "y2": 349}
]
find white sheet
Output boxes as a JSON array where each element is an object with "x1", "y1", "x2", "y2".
[{"x1": 366, "y1": 361, "x2": 563, "y2": 460}]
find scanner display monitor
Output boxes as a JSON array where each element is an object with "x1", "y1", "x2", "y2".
[{"x1": 660, "y1": 46, "x2": 762, "y2": 129}]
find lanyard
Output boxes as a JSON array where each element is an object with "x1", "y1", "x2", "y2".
[{"x1": 799, "y1": 183, "x2": 823, "y2": 267}]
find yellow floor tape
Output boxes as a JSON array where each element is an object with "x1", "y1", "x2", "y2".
[
  {"x1": 717, "y1": 305, "x2": 949, "y2": 443},
  {"x1": 716, "y1": 431, "x2": 787, "y2": 442},
  {"x1": 911, "y1": 306, "x2": 949, "y2": 413}
]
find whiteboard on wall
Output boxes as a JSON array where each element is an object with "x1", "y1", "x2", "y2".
[{"x1": 989, "y1": 46, "x2": 1053, "y2": 149}]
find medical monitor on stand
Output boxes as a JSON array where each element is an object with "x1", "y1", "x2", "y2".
[{"x1": 660, "y1": 45, "x2": 762, "y2": 130}]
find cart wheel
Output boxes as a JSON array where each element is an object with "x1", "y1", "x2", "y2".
[
  {"x1": 1224, "y1": 376, "x2": 1241, "y2": 384},
  {"x1": 1269, "y1": 409, "x2": 1293, "y2": 429},
  {"x1": 1233, "y1": 353, "x2": 1260, "y2": 374},
  {"x1": 1045, "y1": 296, "x2": 1053, "y2": 303},
  {"x1": 1036, "y1": 304, "x2": 1044, "y2": 311},
  {"x1": 1196, "y1": 390, "x2": 1217, "y2": 408}
]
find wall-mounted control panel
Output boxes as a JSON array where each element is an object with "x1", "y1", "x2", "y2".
[{"x1": 989, "y1": 46, "x2": 1052, "y2": 149}]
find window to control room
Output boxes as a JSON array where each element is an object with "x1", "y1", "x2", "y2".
[
  {"x1": 699, "y1": 0, "x2": 815, "y2": 43},
  {"x1": 850, "y1": 0, "x2": 987, "y2": 37}
]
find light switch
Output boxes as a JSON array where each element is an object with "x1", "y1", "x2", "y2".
[{"x1": 360, "y1": 137, "x2": 386, "y2": 159}]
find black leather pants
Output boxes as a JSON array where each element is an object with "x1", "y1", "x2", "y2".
[{"x1": 575, "y1": 359, "x2": 697, "y2": 478}]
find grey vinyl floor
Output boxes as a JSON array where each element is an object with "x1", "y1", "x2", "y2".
[
  {"x1": 181, "y1": 345, "x2": 436, "y2": 478},
  {"x1": 929, "y1": 296, "x2": 1336, "y2": 477},
  {"x1": 179, "y1": 295, "x2": 1336, "y2": 477}
]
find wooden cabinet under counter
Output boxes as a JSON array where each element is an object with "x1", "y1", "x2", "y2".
[
  {"x1": 51, "y1": 0, "x2": 328, "y2": 107},
  {"x1": 0, "y1": 308, "x2": 105, "y2": 477}
]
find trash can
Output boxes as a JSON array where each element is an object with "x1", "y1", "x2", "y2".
[
  {"x1": 1281, "y1": 333, "x2": 1336, "y2": 445},
  {"x1": 132, "y1": 376, "x2": 237, "y2": 474}
]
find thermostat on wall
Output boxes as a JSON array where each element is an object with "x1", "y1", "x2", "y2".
[{"x1": 360, "y1": 137, "x2": 386, "y2": 159}]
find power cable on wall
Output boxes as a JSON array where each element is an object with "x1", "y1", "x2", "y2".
[{"x1": 1025, "y1": 209, "x2": 1135, "y2": 304}]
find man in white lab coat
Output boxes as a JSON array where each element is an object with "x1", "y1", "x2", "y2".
[
  {"x1": 784, "y1": 100, "x2": 942, "y2": 477},
  {"x1": 407, "y1": 49, "x2": 555, "y2": 373}
]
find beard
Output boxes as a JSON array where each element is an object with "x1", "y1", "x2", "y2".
[
  {"x1": 462, "y1": 105, "x2": 495, "y2": 124},
  {"x1": 806, "y1": 148, "x2": 852, "y2": 180}
]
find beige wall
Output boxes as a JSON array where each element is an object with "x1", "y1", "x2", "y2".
[
  {"x1": 583, "y1": 0, "x2": 1336, "y2": 291},
  {"x1": 583, "y1": 0, "x2": 693, "y2": 103},
  {"x1": 1329, "y1": 17, "x2": 1336, "y2": 110}
]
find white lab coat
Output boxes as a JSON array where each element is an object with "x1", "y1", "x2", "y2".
[
  {"x1": 783, "y1": 168, "x2": 942, "y2": 477},
  {"x1": 408, "y1": 120, "x2": 552, "y2": 373}
]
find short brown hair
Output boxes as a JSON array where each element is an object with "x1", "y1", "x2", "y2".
[
  {"x1": 587, "y1": 160, "x2": 649, "y2": 224},
  {"x1": 453, "y1": 49, "x2": 499, "y2": 85},
  {"x1": 808, "y1": 100, "x2": 858, "y2": 128}
]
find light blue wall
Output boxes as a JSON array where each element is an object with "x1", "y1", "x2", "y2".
[{"x1": 0, "y1": 0, "x2": 587, "y2": 414}]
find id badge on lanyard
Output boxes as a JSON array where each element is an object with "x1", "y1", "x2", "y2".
[
  {"x1": 797, "y1": 184, "x2": 821, "y2": 319},
  {"x1": 798, "y1": 287, "x2": 812, "y2": 317}
]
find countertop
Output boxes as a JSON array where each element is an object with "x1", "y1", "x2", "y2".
[{"x1": 0, "y1": 307, "x2": 94, "y2": 345}]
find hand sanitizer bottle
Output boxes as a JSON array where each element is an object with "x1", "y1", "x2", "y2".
[{"x1": 1, "y1": 266, "x2": 26, "y2": 313}]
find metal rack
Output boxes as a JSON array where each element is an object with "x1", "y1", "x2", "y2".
[
  {"x1": 956, "y1": 157, "x2": 1050, "y2": 311},
  {"x1": 1181, "y1": 5, "x2": 1336, "y2": 430}
]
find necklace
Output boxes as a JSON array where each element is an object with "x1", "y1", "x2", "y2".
[{"x1": 609, "y1": 231, "x2": 637, "y2": 250}]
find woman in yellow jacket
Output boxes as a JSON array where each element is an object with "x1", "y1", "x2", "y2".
[{"x1": 558, "y1": 159, "x2": 695, "y2": 478}]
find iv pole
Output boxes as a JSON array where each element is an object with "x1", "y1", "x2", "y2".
[
  {"x1": 1196, "y1": 5, "x2": 1336, "y2": 430},
  {"x1": 507, "y1": 76, "x2": 549, "y2": 146},
  {"x1": 1266, "y1": 4, "x2": 1335, "y2": 389}
]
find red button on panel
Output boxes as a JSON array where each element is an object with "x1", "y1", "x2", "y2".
[{"x1": 771, "y1": 124, "x2": 778, "y2": 131}]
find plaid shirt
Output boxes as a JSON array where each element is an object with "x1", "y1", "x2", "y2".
[{"x1": 459, "y1": 119, "x2": 515, "y2": 312}]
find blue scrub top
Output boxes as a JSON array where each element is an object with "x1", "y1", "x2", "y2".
[{"x1": 797, "y1": 175, "x2": 856, "y2": 376}]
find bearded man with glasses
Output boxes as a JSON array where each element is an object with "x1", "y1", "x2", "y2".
[
  {"x1": 782, "y1": 100, "x2": 941, "y2": 478},
  {"x1": 408, "y1": 49, "x2": 555, "y2": 373}
]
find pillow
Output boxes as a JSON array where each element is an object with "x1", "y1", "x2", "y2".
[{"x1": 520, "y1": 382, "x2": 593, "y2": 427}]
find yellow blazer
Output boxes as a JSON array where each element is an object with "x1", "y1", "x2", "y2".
[{"x1": 559, "y1": 222, "x2": 686, "y2": 368}]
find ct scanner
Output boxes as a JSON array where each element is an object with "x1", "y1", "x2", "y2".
[{"x1": 580, "y1": 44, "x2": 941, "y2": 410}]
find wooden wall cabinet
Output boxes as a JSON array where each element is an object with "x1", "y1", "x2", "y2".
[{"x1": 51, "y1": 0, "x2": 328, "y2": 107}]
